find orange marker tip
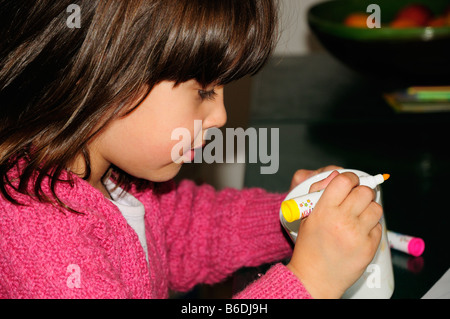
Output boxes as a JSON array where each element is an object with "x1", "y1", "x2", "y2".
[{"x1": 383, "y1": 174, "x2": 390, "y2": 181}]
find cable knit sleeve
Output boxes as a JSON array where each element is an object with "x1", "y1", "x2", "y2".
[
  {"x1": 146, "y1": 179, "x2": 311, "y2": 298},
  {"x1": 233, "y1": 263, "x2": 312, "y2": 299}
]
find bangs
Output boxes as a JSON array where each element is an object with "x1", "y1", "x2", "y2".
[{"x1": 154, "y1": 0, "x2": 278, "y2": 87}]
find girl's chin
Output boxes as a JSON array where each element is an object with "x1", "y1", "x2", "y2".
[
  {"x1": 142, "y1": 162, "x2": 183, "y2": 183},
  {"x1": 122, "y1": 157, "x2": 188, "y2": 183}
]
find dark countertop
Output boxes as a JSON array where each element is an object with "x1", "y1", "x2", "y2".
[{"x1": 244, "y1": 53, "x2": 450, "y2": 299}]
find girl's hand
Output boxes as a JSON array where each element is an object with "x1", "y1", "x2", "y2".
[
  {"x1": 287, "y1": 172, "x2": 383, "y2": 299},
  {"x1": 289, "y1": 165, "x2": 343, "y2": 191}
]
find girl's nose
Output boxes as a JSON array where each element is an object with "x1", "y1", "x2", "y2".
[{"x1": 203, "y1": 88, "x2": 227, "y2": 129}]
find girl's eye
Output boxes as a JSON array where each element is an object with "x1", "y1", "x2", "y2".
[{"x1": 198, "y1": 89, "x2": 217, "y2": 101}]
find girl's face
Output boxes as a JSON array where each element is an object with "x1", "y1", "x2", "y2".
[{"x1": 88, "y1": 80, "x2": 227, "y2": 185}]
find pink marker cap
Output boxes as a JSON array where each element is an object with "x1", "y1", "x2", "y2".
[{"x1": 408, "y1": 237, "x2": 425, "y2": 257}]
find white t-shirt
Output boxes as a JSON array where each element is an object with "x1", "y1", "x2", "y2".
[{"x1": 104, "y1": 180, "x2": 148, "y2": 263}]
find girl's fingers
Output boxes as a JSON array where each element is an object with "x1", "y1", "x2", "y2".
[
  {"x1": 319, "y1": 172, "x2": 361, "y2": 207},
  {"x1": 340, "y1": 185, "x2": 376, "y2": 217},
  {"x1": 290, "y1": 165, "x2": 343, "y2": 191},
  {"x1": 368, "y1": 222, "x2": 383, "y2": 250},
  {"x1": 316, "y1": 165, "x2": 343, "y2": 174},
  {"x1": 359, "y1": 202, "x2": 384, "y2": 233},
  {"x1": 290, "y1": 169, "x2": 317, "y2": 190},
  {"x1": 308, "y1": 170, "x2": 340, "y2": 193}
]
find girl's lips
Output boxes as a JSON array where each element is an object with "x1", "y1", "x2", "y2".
[
  {"x1": 193, "y1": 142, "x2": 206, "y2": 150},
  {"x1": 182, "y1": 143, "x2": 205, "y2": 163},
  {"x1": 191, "y1": 143, "x2": 207, "y2": 160},
  {"x1": 189, "y1": 149, "x2": 195, "y2": 162}
]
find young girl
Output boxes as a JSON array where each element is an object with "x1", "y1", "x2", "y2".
[{"x1": 0, "y1": 0, "x2": 382, "y2": 299}]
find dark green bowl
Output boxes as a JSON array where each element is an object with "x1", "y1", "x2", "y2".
[{"x1": 308, "y1": 0, "x2": 450, "y2": 87}]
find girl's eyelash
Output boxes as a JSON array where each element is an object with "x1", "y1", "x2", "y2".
[{"x1": 198, "y1": 89, "x2": 217, "y2": 101}]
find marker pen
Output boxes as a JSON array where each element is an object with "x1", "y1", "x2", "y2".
[
  {"x1": 387, "y1": 230, "x2": 425, "y2": 257},
  {"x1": 281, "y1": 174, "x2": 390, "y2": 223}
]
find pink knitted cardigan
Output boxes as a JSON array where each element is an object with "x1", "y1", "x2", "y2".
[{"x1": 0, "y1": 171, "x2": 311, "y2": 299}]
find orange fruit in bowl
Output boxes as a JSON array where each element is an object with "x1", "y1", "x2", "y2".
[
  {"x1": 428, "y1": 16, "x2": 446, "y2": 27},
  {"x1": 445, "y1": 6, "x2": 450, "y2": 25},
  {"x1": 344, "y1": 13, "x2": 370, "y2": 28},
  {"x1": 395, "y1": 4, "x2": 432, "y2": 26},
  {"x1": 430, "y1": 5, "x2": 450, "y2": 26},
  {"x1": 390, "y1": 18, "x2": 422, "y2": 28}
]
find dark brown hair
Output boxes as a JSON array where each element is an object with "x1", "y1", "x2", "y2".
[{"x1": 0, "y1": 0, "x2": 278, "y2": 210}]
